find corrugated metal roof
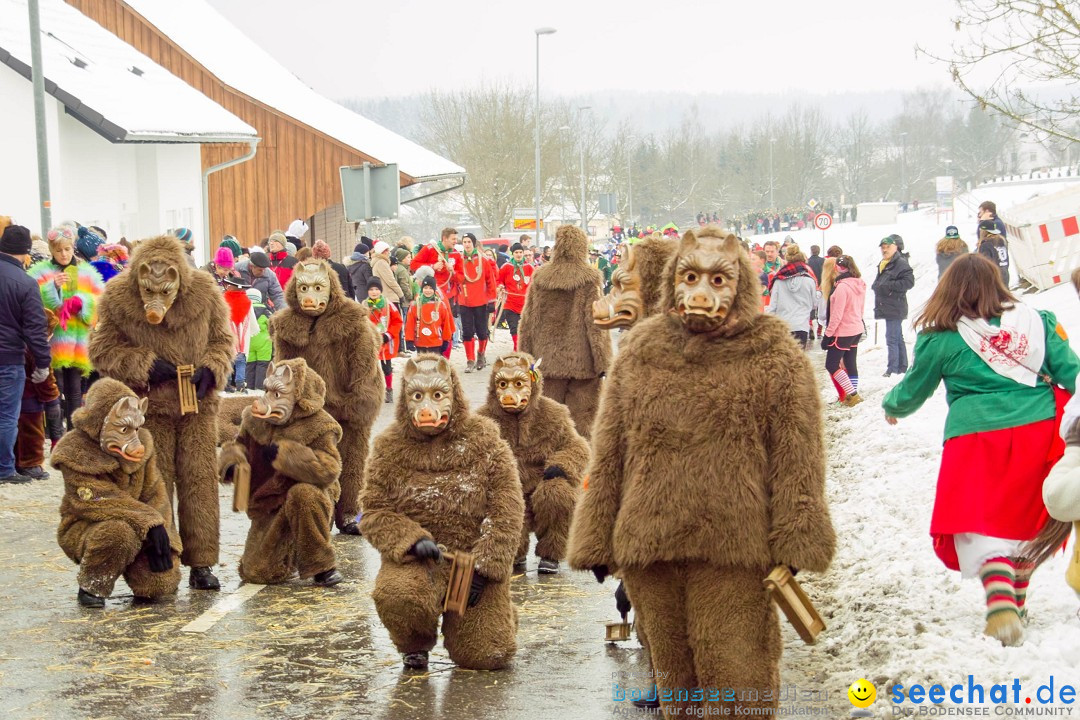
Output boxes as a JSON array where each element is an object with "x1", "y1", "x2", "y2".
[
  {"x1": 123, "y1": 0, "x2": 464, "y2": 181},
  {"x1": 0, "y1": 0, "x2": 257, "y2": 143}
]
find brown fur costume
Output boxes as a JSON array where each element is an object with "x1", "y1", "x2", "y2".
[
  {"x1": 88, "y1": 235, "x2": 233, "y2": 569},
  {"x1": 568, "y1": 226, "x2": 835, "y2": 715},
  {"x1": 216, "y1": 395, "x2": 254, "y2": 446},
  {"x1": 519, "y1": 226, "x2": 611, "y2": 438},
  {"x1": 219, "y1": 359, "x2": 342, "y2": 584},
  {"x1": 359, "y1": 362, "x2": 524, "y2": 670},
  {"x1": 54, "y1": 379, "x2": 181, "y2": 599},
  {"x1": 477, "y1": 352, "x2": 588, "y2": 563},
  {"x1": 270, "y1": 262, "x2": 383, "y2": 531}
]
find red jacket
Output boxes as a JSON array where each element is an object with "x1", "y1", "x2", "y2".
[
  {"x1": 497, "y1": 262, "x2": 533, "y2": 314},
  {"x1": 410, "y1": 243, "x2": 459, "y2": 301},
  {"x1": 269, "y1": 251, "x2": 296, "y2": 290},
  {"x1": 455, "y1": 253, "x2": 498, "y2": 308},
  {"x1": 405, "y1": 297, "x2": 455, "y2": 349},
  {"x1": 367, "y1": 300, "x2": 403, "y2": 360}
]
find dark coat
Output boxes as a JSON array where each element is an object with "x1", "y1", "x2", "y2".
[
  {"x1": 347, "y1": 255, "x2": 373, "y2": 301},
  {"x1": 329, "y1": 260, "x2": 353, "y2": 300},
  {"x1": 806, "y1": 254, "x2": 824, "y2": 284},
  {"x1": 871, "y1": 252, "x2": 915, "y2": 320},
  {"x1": 0, "y1": 253, "x2": 51, "y2": 368}
]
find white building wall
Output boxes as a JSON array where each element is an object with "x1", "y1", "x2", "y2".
[{"x1": 0, "y1": 61, "x2": 203, "y2": 248}]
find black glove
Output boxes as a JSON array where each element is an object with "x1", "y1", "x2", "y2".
[
  {"x1": 382, "y1": 333, "x2": 393, "y2": 346},
  {"x1": 409, "y1": 538, "x2": 442, "y2": 561},
  {"x1": 592, "y1": 565, "x2": 609, "y2": 584},
  {"x1": 405, "y1": 340, "x2": 416, "y2": 352},
  {"x1": 147, "y1": 358, "x2": 177, "y2": 386},
  {"x1": 191, "y1": 367, "x2": 216, "y2": 399},
  {"x1": 614, "y1": 580, "x2": 632, "y2": 618},
  {"x1": 261, "y1": 443, "x2": 279, "y2": 464},
  {"x1": 467, "y1": 571, "x2": 488, "y2": 607},
  {"x1": 820, "y1": 334, "x2": 832, "y2": 351},
  {"x1": 788, "y1": 566, "x2": 799, "y2": 577},
  {"x1": 542, "y1": 465, "x2": 567, "y2": 481},
  {"x1": 143, "y1": 524, "x2": 173, "y2": 573}
]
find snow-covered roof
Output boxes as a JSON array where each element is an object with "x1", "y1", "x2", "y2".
[
  {"x1": 123, "y1": 0, "x2": 465, "y2": 182},
  {"x1": 0, "y1": 0, "x2": 257, "y2": 143}
]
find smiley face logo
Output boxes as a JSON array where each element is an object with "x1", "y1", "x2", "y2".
[{"x1": 848, "y1": 679, "x2": 876, "y2": 708}]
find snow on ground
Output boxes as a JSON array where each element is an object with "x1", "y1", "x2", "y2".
[{"x1": 776, "y1": 194, "x2": 1080, "y2": 713}]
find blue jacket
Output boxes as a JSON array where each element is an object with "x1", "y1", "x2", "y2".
[{"x1": 0, "y1": 253, "x2": 51, "y2": 368}]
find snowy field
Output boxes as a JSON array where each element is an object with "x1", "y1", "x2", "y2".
[{"x1": 773, "y1": 186, "x2": 1080, "y2": 714}]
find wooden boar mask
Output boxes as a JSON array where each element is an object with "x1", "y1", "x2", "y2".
[
  {"x1": 592, "y1": 245, "x2": 643, "y2": 330},
  {"x1": 402, "y1": 356, "x2": 454, "y2": 435},
  {"x1": 137, "y1": 261, "x2": 180, "y2": 324},
  {"x1": 294, "y1": 261, "x2": 332, "y2": 316},
  {"x1": 673, "y1": 230, "x2": 742, "y2": 334},
  {"x1": 491, "y1": 354, "x2": 540, "y2": 414},
  {"x1": 100, "y1": 395, "x2": 148, "y2": 462},
  {"x1": 251, "y1": 362, "x2": 296, "y2": 425}
]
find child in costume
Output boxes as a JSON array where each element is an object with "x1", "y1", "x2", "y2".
[
  {"x1": 366, "y1": 278, "x2": 403, "y2": 403},
  {"x1": 222, "y1": 277, "x2": 258, "y2": 393},
  {"x1": 496, "y1": 243, "x2": 533, "y2": 351},
  {"x1": 405, "y1": 275, "x2": 455, "y2": 358}
]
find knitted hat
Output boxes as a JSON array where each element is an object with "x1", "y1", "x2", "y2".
[
  {"x1": 311, "y1": 240, "x2": 332, "y2": 260},
  {"x1": 367, "y1": 277, "x2": 383, "y2": 292},
  {"x1": 510, "y1": 242, "x2": 524, "y2": 253},
  {"x1": 0, "y1": 224, "x2": 32, "y2": 254},
  {"x1": 944, "y1": 226, "x2": 960, "y2": 239},
  {"x1": 219, "y1": 236, "x2": 242, "y2": 258},
  {"x1": 392, "y1": 247, "x2": 410, "y2": 263},
  {"x1": 214, "y1": 246, "x2": 235, "y2": 268},
  {"x1": 373, "y1": 240, "x2": 390, "y2": 255},
  {"x1": 249, "y1": 251, "x2": 271, "y2": 268},
  {"x1": 421, "y1": 275, "x2": 438, "y2": 291},
  {"x1": 267, "y1": 231, "x2": 288, "y2": 250},
  {"x1": 245, "y1": 288, "x2": 263, "y2": 303},
  {"x1": 360, "y1": 235, "x2": 374, "y2": 246},
  {"x1": 75, "y1": 226, "x2": 104, "y2": 261},
  {"x1": 354, "y1": 241, "x2": 371, "y2": 255},
  {"x1": 462, "y1": 232, "x2": 478, "y2": 244},
  {"x1": 173, "y1": 227, "x2": 193, "y2": 244}
]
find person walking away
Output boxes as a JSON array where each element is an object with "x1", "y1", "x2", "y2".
[
  {"x1": 767, "y1": 245, "x2": 817, "y2": 348},
  {"x1": 883, "y1": 254, "x2": 1080, "y2": 647},
  {"x1": 977, "y1": 220, "x2": 1011, "y2": 287},
  {"x1": 873, "y1": 235, "x2": 915, "y2": 377},
  {"x1": 806, "y1": 245, "x2": 824, "y2": 284},
  {"x1": 27, "y1": 225, "x2": 104, "y2": 431},
  {"x1": 455, "y1": 233, "x2": 498, "y2": 372},
  {"x1": 365, "y1": 278, "x2": 402, "y2": 403},
  {"x1": 1, "y1": 225, "x2": 53, "y2": 484},
  {"x1": 937, "y1": 226, "x2": 969, "y2": 279},
  {"x1": 822, "y1": 255, "x2": 866, "y2": 405},
  {"x1": 347, "y1": 240, "x2": 374, "y2": 301}
]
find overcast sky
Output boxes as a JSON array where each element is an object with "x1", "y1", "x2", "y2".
[{"x1": 208, "y1": 0, "x2": 961, "y2": 100}]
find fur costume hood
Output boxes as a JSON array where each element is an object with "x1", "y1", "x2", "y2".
[
  {"x1": 633, "y1": 234, "x2": 678, "y2": 318},
  {"x1": 273, "y1": 260, "x2": 371, "y2": 347},
  {"x1": 118, "y1": 236, "x2": 207, "y2": 328},
  {"x1": 530, "y1": 226, "x2": 604, "y2": 291},
  {"x1": 239, "y1": 358, "x2": 341, "y2": 443},
  {"x1": 394, "y1": 363, "x2": 473, "y2": 442},
  {"x1": 484, "y1": 351, "x2": 545, "y2": 400},
  {"x1": 54, "y1": 378, "x2": 154, "y2": 477}
]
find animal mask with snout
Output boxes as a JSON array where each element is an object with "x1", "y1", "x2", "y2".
[
  {"x1": 402, "y1": 356, "x2": 454, "y2": 435},
  {"x1": 294, "y1": 262, "x2": 332, "y2": 316},
  {"x1": 673, "y1": 231, "x2": 742, "y2": 334},
  {"x1": 138, "y1": 261, "x2": 180, "y2": 324},
  {"x1": 491, "y1": 355, "x2": 540, "y2": 414},
  {"x1": 100, "y1": 396, "x2": 148, "y2": 462},
  {"x1": 250, "y1": 362, "x2": 296, "y2": 425}
]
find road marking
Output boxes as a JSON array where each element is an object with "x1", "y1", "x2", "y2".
[{"x1": 180, "y1": 583, "x2": 265, "y2": 633}]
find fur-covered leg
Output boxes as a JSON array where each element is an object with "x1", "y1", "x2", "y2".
[
  {"x1": 442, "y1": 579, "x2": 518, "y2": 670},
  {"x1": 174, "y1": 411, "x2": 221, "y2": 567},
  {"x1": 542, "y1": 376, "x2": 570, "y2": 405},
  {"x1": 239, "y1": 511, "x2": 295, "y2": 584},
  {"x1": 372, "y1": 561, "x2": 446, "y2": 655},
  {"x1": 16, "y1": 411, "x2": 46, "y2": 469},
  {"x1": 124, "y1": 550, "x2": 181, "y2": 599},
  {"x1": 285, "y1": 483, "x2": 337, "y2": 579},
  {"x1": 76, "y1": 520, "x2": 141, "y2": 598},
  {"x1": 622, "y1": 563, "x2": 698, "y2": 716},
  {"x1": 687, "y1": 563, "x2": 779, "y2": 713},
  {"x1": 531, "y1": 479, "x2": 580, "y2": 561},
  {"x1": 335, "y1": 419, "x2": 370, "y2": 531},
  {"x1": 563, "y1": 377, "x2": 602, "y2": 439},
  {"x1": 145, "y1": 414, "x2": 177, "y2": 503}
]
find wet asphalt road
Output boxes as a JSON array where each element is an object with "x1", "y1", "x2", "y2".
[{"x1": 0, "y1": 333, "x2": 832, "y2": 720}]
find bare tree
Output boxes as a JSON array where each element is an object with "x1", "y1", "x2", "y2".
[
  {"x1": 834, "y1": 109, "x2": 876, "y2": 204},
  {"x1": 921, "y1": 0, "x2": 1080, "y2": 143}
]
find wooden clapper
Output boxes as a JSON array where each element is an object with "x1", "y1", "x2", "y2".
[
  {"x1": 441, "y1": 548, "x2": 475, "y2": 616},
  {"x1": 177, "y1": 365, "x2": 199, "y2": 415},
  {"x1": 764, "y1": 565, "x2": 825, "y2": 644},
  {"x1": 231, "y1": 463, "x2": 251, "y2": 513}
]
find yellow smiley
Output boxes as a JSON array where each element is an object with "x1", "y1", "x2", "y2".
[{"x1": 848, "y1": 679, "x2": 876, "y2": 708}]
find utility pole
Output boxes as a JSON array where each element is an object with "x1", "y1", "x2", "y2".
[
  {"x1": 28, "y1": 0, "x2": 51, "y2": 233},
  {"x1": 578, "y1": 106, "x2": 591, "y2": 233},
  {"x1": 533, "y1": 27, "x2": 556, "y2": 243}
]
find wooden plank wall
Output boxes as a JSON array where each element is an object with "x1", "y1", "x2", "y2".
[{"x1": 65, "y1": 0, "x2": 394, "y2": 250}]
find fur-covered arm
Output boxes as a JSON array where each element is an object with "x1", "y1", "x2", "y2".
[
  {"x1": 765, "y1": 353, "x2": 835, "y2": 573},
  {"x1": 200, "y1": 292, "x2": 237, "y2": 391},
  {"x1": 472, "y1": 439, "x2": 525, "y2": 582},
  {"x1": 87, "y1": 300, "x2": 155, "y2": 387},
  {"x1": 359, "y1": 438, "x2": 432, "y2": 562},
  {"x1": 272, "y1": 434, "x2": 341, "y2": 488},
  {"x1": 60, "y1": 469, "x2": 165, "y2": 539},
  {"x1": 544, "y1": 416, "x2": 590, "y2": 485},
  {"x1": 582, "y1": 282, "x2": 612, "y2": 376},
  {"x1": 218, "y1": 436, "x2": 249, "y2": 482},
  {"x1": 567, "y1": 363, "x2": 627, "y2": 572}
]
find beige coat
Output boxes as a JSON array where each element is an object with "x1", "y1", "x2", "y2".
[{"x1": 372, "y1": 254, "x2": 403, "y2": 304}]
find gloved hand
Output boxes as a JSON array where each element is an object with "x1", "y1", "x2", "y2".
[
  {"x1": 409, "y1": 538, "x2": 442, "y2": 561},
  {"x1": 542, "y1": 465, "x2": 567, "y2": 481},
  {"x1": 191, "y1": 367, "x2": 216, "y2": 399},
  {"x1": 382, "y1": 333, "x2": 393, "y2": 347},
  {"x1": 788, "y1": 566, "x2": 799, "y2": 577},
  {"x1": 820, "y1": 334, "x2": 833, "y2": 351},
  {"x1": 148, "y1": 358, "x2": 177, "y2": 386},
  {"x1": 143, "y1": 524, "x2": 173, "y2": 573},
  {"x1": 615, "y1": 580, "x2": 632, "y2": 618},
  {"x1": 467, "y1": 571, "x2": 488, "y2": 607},
  {"x1": 592, "y1": 565, "x2": 609, "y2": 584},
  {"x1": 57, "y1": 296, "x2": 83, "y2": 330},
  {"x1": 262, "y1": 443, "x2": 279, "y2": 464},
  {"x1": 30, "y1": 367, "x2": 50, "y2": 384}
]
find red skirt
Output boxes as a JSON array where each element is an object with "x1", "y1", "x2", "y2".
[{"x1": 931, "y1": 389, "x2": 1068, "y2": 571}]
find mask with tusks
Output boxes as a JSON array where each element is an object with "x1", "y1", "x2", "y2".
[
  {"x1": 673, "y1": 231, "x2": 741, "y2": 334},
  {"x1": 294, "y1": 261, "x2": 332, "y2": 316},
  {"x1": 250, "y1": 362, "x2": 296, "y2": 425},
  {"x1": 592, "y1": 246, "x2": 643, "y2": 329},
  {"x1": 138, "y1": 261, "x2": 180, "y2": 324},
  {"x1": 100, "y1": 395, "x2": 148, "y2": 462},
  {"x1": 492, "y1": 355, "x2": 540, "y2": 414},
  {"x1": 402, "y1": 356, "x2": 454, "y2": 435}
]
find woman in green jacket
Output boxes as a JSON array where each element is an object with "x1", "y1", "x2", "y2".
[{"x1": 883, "y1": 254, "x2": 1080, "y2": 647}]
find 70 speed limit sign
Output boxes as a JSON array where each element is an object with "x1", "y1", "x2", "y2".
[{"x1": 814, "y1": 212, "x2": 833, "y2": 231}]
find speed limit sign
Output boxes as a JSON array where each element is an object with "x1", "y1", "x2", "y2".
[{"x1": 814, "y1": 212, "x2": 833, "y2": 231}]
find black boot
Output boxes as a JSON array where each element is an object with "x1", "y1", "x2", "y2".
[
  {"x1": 313, "y1": 569, "x2": 343, "y2": 586},
  {"x1": 631, "y1": 686, "x2": 661, "y2": 709},
  {"x1": 513, "y1": 556, "x2": 528, "y2": 571},
  {"x1": 78, "y1": 588, "x2": 105, "y2": 608},
  {"x1": 189, "y1": 566, "x2": 221, "y2": 590},
  {"x1": 475, "y1": 352, "x2": 487, "y2": 371},
  {"x1": 337, "y1": 520, "x2": 362, "y2": 536},
  {"x1": 538, "y1": 558, "x2": 559, "y2": 574},
  {"x1": 403, "y1": 651, "x2": 429, "y2": 670}
]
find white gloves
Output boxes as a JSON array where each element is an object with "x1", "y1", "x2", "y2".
[{"x1": 30, "y1": 367, "x2": 49, "y2": 384}]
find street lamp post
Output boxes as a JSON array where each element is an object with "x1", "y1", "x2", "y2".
[
  {"x1": 578, "y1": 106, "x2": 591, "y2": 233},
  {"x1": 900, "y1": 131, "x2": 908, "y2": 204},
  {"x1": 768, "y1": 137, "x2": 777, "y2": 211},
  {"x1": 534, "y1": 27, "x2": 556, "y2": 243},
  {"x1": 558, "y1": 125, "x2": 571, "y2": 225},
  {"x1": 627, "y1": 135, "x2": 635, "y2": 229}
]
